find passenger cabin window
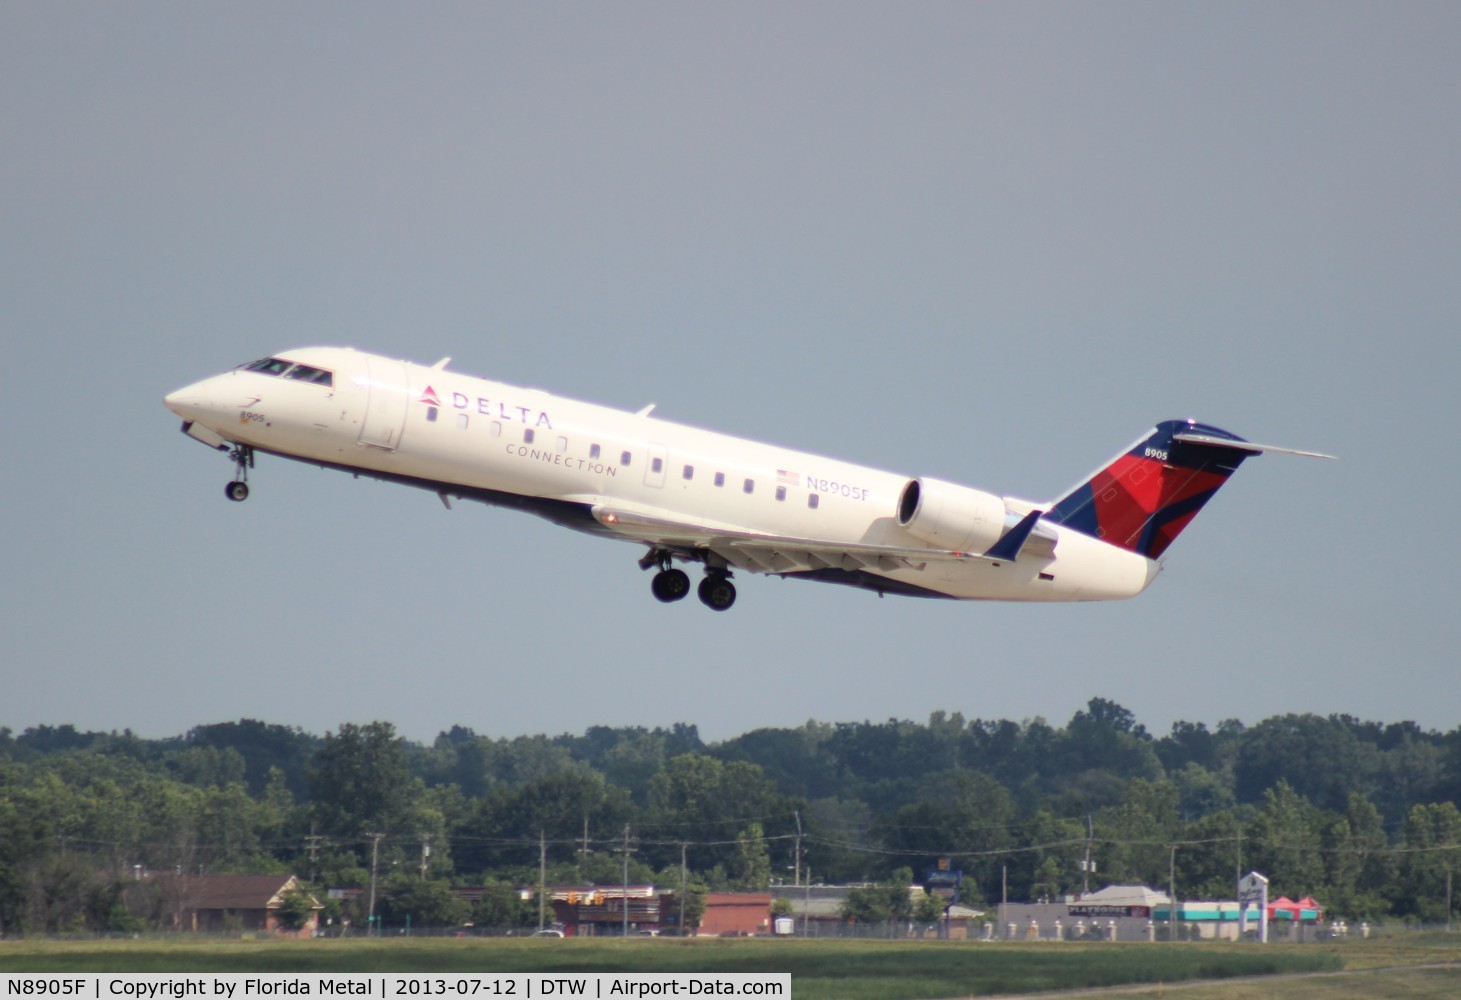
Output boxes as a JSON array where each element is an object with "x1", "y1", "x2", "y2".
[
  {"x1": 808, "y1": 494, "x2": 820, "y2": 509},
  {"x1": 590, "y1": 444, "x2": 601, "y2": 460},
  {"x1": 457, "y1": 414, "x2": 469, "y2": 429},
  {"x1": 621, "y1": 451, "x2": 632, "y2": 466},
  {"x1": 523, "y1": 428, "x2": 535, "y2": 444},
  {"x1": 775, "y1": 486, "x2": 787, "y2": 501},
  {"x1": 556, "y1": 436, "x2": 568, "y2": 452},
  {"x1": 714, "y1": 472, "x2": 725, "y2": 487},
  {"x1": 682, "y1": 465, "x2": 694, "y2": 480},
  {"x1": 743, "y1": 478, "x2": 754, "y2": 494},
  {"x1": 490, "y1": 422, "x2": 502, "y2": 437},
  {"x1": 651, "y1": 457, "x2": 663, "y2": 474}
]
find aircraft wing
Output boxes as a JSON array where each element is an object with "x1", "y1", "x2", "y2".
[{"x1": 586, "y1": 502, "x2": 1021, "y2": 576}]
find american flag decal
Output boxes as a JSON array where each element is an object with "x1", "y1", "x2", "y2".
[{"x1": 776, "y1": 469, "x2": 799, "y2": 486}]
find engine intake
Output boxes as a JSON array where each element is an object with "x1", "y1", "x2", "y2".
[{"x1": 895, "y1": 477, "x2": 1007, "y2": 552}]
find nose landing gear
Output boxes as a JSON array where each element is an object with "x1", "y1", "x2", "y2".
[{"x1": 225, "y1": 445, "x2": 255, "y2": 502}]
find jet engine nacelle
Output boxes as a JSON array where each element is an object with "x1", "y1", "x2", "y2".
[{"x1": 896, "y1": 477, "x2": 1008, "y2": 552}]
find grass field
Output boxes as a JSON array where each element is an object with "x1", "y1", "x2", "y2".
[{"x1": 1, "y1": 935, "x2": 1457, "y2": 999}]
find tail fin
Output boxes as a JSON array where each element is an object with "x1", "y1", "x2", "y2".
[{"x1": 1043, "y1": 419, "x2": 1263, "y2": 560}]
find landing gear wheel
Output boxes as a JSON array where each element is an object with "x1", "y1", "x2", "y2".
[
  {"x1": 225, "y1": 445, "x2": 254, "y2": 502},
  {"x1": 698, "y1": 575, "x2": 737, "y2": 611},
  {"x1": 651, "y1": 568, "x2": 691, "y2": 603}
]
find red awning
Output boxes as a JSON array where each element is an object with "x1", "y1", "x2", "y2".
[{"x1": 1268, "y1": 896, "x2": 1301, "y2": 920}]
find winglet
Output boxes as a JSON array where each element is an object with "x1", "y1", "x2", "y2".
[{"x1": 983, "y1": 509, "x2": 1043, "y2": 562}]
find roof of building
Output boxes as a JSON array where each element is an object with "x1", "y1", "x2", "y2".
[
  {"x1": 151, "y1": 874, "x2": 313, "y2": 910},
  {"x1": 1069, "y1": 884, "x2": 1171, "y2": 907},
  {"x1": 703, "y1": 893, "x2": 771, "y2": 907}
]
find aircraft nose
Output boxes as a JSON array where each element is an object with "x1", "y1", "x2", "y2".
[
  {"x1": 164, "y1": 385, "x2": 201, "y2": 420},
  {"x1": 164, "y1": 373, "x2": 252, "y2": 423}
]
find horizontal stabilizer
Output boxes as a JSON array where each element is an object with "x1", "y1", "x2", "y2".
[
  {"x1": 1170, "y1": 432, "x2": 1335, "y2": 460},
  {"x1": 983, "y1": 509, "x2": 1043, "y2": 562}
]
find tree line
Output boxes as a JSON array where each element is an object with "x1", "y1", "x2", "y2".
[{"x1": 1, "y1": 698, "x2": 1458, "y2": 934}]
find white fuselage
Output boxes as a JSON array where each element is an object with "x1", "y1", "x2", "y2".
[{"x1": 164, "y1": 347, "x2": 1160, "y2": 603}]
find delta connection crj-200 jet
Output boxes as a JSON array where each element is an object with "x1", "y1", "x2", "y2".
[{"x1": 164, "y1": 347, "x2": 1331, "y2": 611}]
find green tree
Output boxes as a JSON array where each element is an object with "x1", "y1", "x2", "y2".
[
  {"x1": 471, "y1": 882, "x2": 535, "y2": 931},
  {"x1": 1245, "y1": 780, "x2": 1326, "y2": 898},
  {"x1": 1234, "y1": 715, "x2": 1379, "y2": 812},
  {"x1": 1095, "y1": 779, "x2": 1179, "y2": 888},
  {"x1": 1398, "y1": 801, "x2": 1461, "y2": 923},
  {"x1": 275, "y1": 885, "x2": 320, "y2": 932},
  {"x1": 731, "y1": 823, "x2": 771, "y2": 890},
  {"x1": 646, "y1": 754, "x2": 779, "y2": 870},
  {"x1": 309, "y1": 722, "x2": 415, "y2": 840},
  {"x1": 911, "y1": 888, "x2": 946, "y2": 927},
  {"x1": 840, "y1": 868, "x2": 915, "y2": 933},
  {"x1": 378, "y1": 876, "x2": 470, "y2": 930},
  {"x1": 1321, "y1": 793, "x2": 1393, "y2": 919}
]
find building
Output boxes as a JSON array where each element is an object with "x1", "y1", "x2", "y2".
[
  {"x1": 693, "y1": 893, "x2": 772, "y2": 936},
  {"x1": 1152, "y1": 894, "x2": 1326, "y2": 941},
  {"x1": 153, "y1": 874, "x2": 321, "y2": 936},
  {"x1": 542, "y1": 886, "x2": 772, "y2": 937},
  {"x1": 1001, "y1": 884, "x2": 1170, "y2": 941},
  {"x1": 547, "y1": 885, "x2": 660, "y2": 936},
  {"x1": 773, "y1": 884, "x2": 985, "y2": 939}
]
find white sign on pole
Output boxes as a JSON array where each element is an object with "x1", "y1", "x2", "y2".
[{"x1": 1237, "y1": 871, "x2": 1269, "y2": 944}]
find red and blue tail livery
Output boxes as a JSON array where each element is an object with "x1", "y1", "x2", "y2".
[{"x1": 1044, "y1": 420, "x2": 1324, "y2": 560}]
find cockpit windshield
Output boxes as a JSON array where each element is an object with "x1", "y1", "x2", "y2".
[{"x1": 239, "y1": 357, "x2": 333, "y2": 387}]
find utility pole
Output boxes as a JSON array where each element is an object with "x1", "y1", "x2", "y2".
[
  {"x1": 1235, "y1": 824, "x2": 1243, "y2": 887},
  {"x1": 620, "y1": 824, "x2": 633, "y2": 937},
  {"x1": 365, "y1": 832, "x2": 384, "y2": 937},
  {"x1": 304, "y1": 828, "x2": 323, "y2": 885},
  {"x1": 1447, "y1": 866, "x2": 1453, "y2": 933},
  {"x1": 1001, "y1": 865, "x2": 1008, "y2": 940},
  {"x1": 616, "y1": 824, "x2": 639, "y2": 935},
  {"x1": 1082, "y1": 814, "x2": 1094, "y2": 893},
  {"x1": 538, "y1": 830, "x2": 547, "y2": 931},
  {"x1": 679, "y1": 842, "x2": 688, "y2": 936},
  {"x1": 803, "y1": 866, "x2": 811, "y2": 939},
  {"x1": 793, "y1": 810, "x2": 803, "y2": 889},
  {"x1": 1169, "y1": 846, "x2": 1178, "y2": 943}
]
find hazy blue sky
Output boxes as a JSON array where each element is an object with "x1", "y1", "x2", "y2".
[{"x1": 3, "y1": 2, "x2": 1456, "y2": 745}]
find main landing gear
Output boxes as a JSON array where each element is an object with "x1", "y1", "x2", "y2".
[
  {"x1": 697, "y1": 572, "x2": 737, "y2": 611},
  {"x1": 641, "y1": 550, "x2": 737, "y2": 611},
  {"x1": 225, "y1": 445, "x2": 255, "y2": 502}
]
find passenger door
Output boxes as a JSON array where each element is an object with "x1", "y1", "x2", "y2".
[{"x1": 359, "y1": 357, "x2": 409, "y2": 450}]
